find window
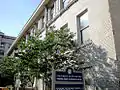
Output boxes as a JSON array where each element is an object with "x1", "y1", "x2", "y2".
[
  {"x1": 42, "y1": 16, "x2": 44, "y2": 28},
  {"x1": 62, "y1": 0, "x2": 70, "y2": 8},
  {"x1": 26, "y1": 34, "x2": 29, "y2": 43},
  {"x1": 38, "y1": 18, "x2": 43, "y2": 29},
  {"x1": 50, "y1": 5, "x2": 54, "y2": 19},
  {"x1": 8, "y1": 44, "x2": 11, "y2": 49},
  {"x1": 0, "y1": 42, "x2": 5, "y2": 48},
  {"x1": 38, "y1": 16, "x2": 44, "y2": 29},
  {"x1": 0, "y1": 50, "x2": 4, "y2": 55},
  {"x1": 61, "y1": 23, "x2": 68, "y2": 30},
  {"x1": 47, "y1": 1, "x2": 54, "y2": 21},
  {"x1": 77, "y1": 9, "x2": 89, "y2": 44}
]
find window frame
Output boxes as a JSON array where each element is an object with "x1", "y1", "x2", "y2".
[{"x1": 77, "y1": 9, "x2": 89, "y2": 44}]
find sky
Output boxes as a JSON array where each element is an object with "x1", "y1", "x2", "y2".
[{"x1": 0, "y1": 0, "x2": 41, "y2": 37}]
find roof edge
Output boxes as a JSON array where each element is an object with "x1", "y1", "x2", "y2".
[{"x1": 6, "y1": 0, "x2": 45, "y2": 55}]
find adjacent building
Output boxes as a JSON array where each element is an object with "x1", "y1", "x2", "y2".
[
  {"x1": 0, "y1": 32, "x2": 15, "y2": 59},
  {"x1": 6, "y1": 0, "x2": 120, "y2": 89}
]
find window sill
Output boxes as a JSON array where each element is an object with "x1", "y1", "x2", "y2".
[{"x1": 47, "y1": 0, "x2": 78, "y2": 27}]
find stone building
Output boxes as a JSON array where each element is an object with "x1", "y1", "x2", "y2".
[
  {"x1": 6, "y1": 0, "x2": 120, "y2": 90},
  {"x1": 0, "y1": 31, "x2": 15, "y2": 59}
]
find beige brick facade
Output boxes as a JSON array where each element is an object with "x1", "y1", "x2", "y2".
[{"x1": 49, "y1": 0, "x2": 116, "y2": 59}]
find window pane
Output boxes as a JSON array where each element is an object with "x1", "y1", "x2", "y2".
[
  {"x1": 42, "y1": 16, "x2": 44, "y2": 28},
  {"x1": 51, "y1": 6, "x2": 54, "y2": 19},
  {"x1": 80, "y1": 12, "x2": 88, "y2": 29},
  {"x1": 0, "y1": 50, "x2": 4, "y2": 55},
  {"x1": 81, "y1": 27, "x2": 89, "y2": 43},
  {"x1": 63, "y1": 0, "x2": 70, "y2": 8}
]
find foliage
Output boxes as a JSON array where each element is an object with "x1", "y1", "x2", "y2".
[
  {"x1": 0, "y1": 56, "x2": 18, "y2": 86},
  {"x1": 68, "y1": 40, "x2": 119, "y2": 89},
  {"x1": 16, "y1": 28, "x2": 76, "y2": 86},
  {"x1": 0, "y1": 28, "x2": 119, "y2": 89}
]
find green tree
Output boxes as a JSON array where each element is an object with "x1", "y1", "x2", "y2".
[
  {"x1": 15, "y1": 28, "x2": 76, "y2": 88},
  {"x1": 0, "y1": 56, "x2": 18, "y2": 86}
]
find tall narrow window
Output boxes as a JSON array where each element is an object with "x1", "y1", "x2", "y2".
[
  {"x1": 50, "y1": 5, "x2": 54, "y2": 19},
  {"x1": 26, "y1": 34, "x2": 29, "y2": 43},
  {"x1": 42, "y1": 16, "x2": 44, "y2": 28},
  {"x1": 77, "y1": 9, "x2": 89, "y2": 44}
]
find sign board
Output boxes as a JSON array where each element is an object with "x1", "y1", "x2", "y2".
[
  {"x1": 52, "y1": 67, "x2": 85, "y2": 90},
  {"x1": 56, "y1": 71, "x2": 83, "y2": 82},
  {"x1": 55, "y1": 84, "x2": 84, "y2": 90}
]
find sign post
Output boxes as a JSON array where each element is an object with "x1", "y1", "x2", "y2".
[{"x1": 52, "y1": 67, "x2": 85, "y2": 90}]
